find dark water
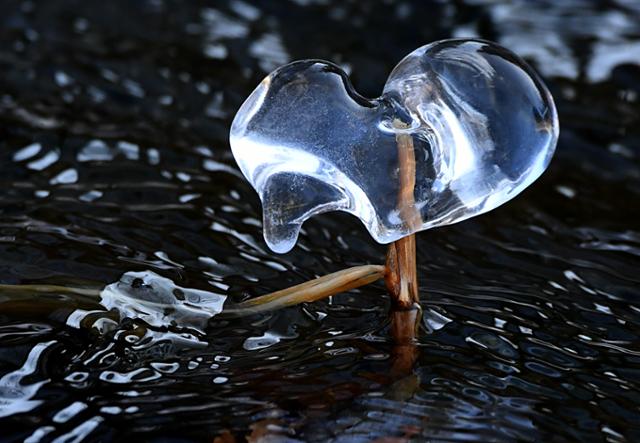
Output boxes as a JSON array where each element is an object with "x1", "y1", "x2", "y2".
[{"x1": 1, "y1": 0, "x2": 639, "y2": 441}]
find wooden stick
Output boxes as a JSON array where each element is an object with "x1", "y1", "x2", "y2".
[
  {"x1": 395, "y1": 121, "x2": 422, "y2": 232},
  {"x1": 385, "y1": 120, "x2": 420, "y2": 309},
  {"x1": 390, "y1": 307, "x2": 421, "y2": 377},
  {"x1": 226, "y1": 264, "x2": 385, "y2": 315},
  {"x1": 385, "y1": 235, "x2": 419, "y2": 309}
]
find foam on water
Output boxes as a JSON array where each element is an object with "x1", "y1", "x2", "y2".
[{"x1": 100, "y1": 271, "x2": 227, "y2": 334}]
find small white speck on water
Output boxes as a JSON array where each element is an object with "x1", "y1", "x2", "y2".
[
  {"x1": 50, "y1": 168, "x2": 78, "y2": 185},
  {"x1": 13, "y1": 142, "x2": 41, "y2": 162},
  {"x1": 54, "y1": 71, "x2": 73, "y2": 87},
  {"x1": 555, "y1": 185, "x2": 576, "y2": 198}
]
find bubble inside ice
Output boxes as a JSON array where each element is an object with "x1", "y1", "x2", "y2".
[{"x1": 230, "y1": 38, "x2": 559, "y2": 253}]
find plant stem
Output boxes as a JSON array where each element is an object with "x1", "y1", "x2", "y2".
[
  {"x1": 385, "y1": 235, "x2": 419, "y2": 309},
  {"x1": 389, "y1": 306, "x2": 421, "y2": 377},
  {"x1": 227, "y1": 264, "x2": 385, "y2": 315},
  {"x1": 385, "y1": 120, "x2": 420, "y2": 309},
  {"x1": 0, "y1": 283, "x2": 100, "y2": 297}
]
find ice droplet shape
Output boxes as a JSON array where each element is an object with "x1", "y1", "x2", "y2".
[{"x1": 230, "y1": 39, "x2": 559, "y2": 253}]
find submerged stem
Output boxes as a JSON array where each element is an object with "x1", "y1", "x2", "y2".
[
  {"x1": 0, "y1": 283, "x2": 100, "y2": 297},
  {"x1": 385, "y1": 235, "x2": 419, "y2": 309}
]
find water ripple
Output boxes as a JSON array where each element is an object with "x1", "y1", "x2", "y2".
[{"x1": 0, "y1": 0, "x2": 639, "y2": 441}]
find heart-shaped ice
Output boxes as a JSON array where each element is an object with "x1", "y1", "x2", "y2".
[{"x1": 230, "y1": 39, "x2": 558, "y2": 253}]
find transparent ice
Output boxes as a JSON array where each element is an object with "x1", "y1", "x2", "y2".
[{"x1": 230, "y1": 39, "x2": 559, "y2": 253}]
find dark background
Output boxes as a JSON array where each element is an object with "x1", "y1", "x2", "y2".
[{"x1": 0, "y1": 1, "x2": 639, "y2": 442}]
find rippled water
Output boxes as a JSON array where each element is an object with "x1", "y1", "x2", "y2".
[{"x1": 1, "y1": 1, "x2": 639, "y2": 441}]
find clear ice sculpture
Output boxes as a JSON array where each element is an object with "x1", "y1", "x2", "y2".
[{"x1": 230, "y1": 38, "x2": 559, "y2": 254}]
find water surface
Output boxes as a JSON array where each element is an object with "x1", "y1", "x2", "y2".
[{"x1": 1, "y1": 0, "x2": 639, "y2": 441}]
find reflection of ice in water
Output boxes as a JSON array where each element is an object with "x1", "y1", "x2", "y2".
[
  {"x1": 0, "y1": 340, "x2": 55, "y2": 418},
  {"x1": 243, "y1": 314, "x2": 301, "y2": 351},
  {"x1": 25, "y1": 416, "x2": 105, "y2": 443}
]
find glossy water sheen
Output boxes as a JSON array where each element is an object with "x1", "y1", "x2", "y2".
[
  {"x1": 231, "y1": 39, "x2": 558, "y2": 253},
  {"x1": 1, "y1": 1, "x2": 639, "y2": 442}
]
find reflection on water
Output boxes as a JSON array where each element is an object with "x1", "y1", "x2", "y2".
[
  {"x1": 99, "y1": 270, "x2": 226, "y2": 333},
  {"x1": 0, "y1": 0, "x2": 639, "y2": 441},
  {"x1": 0, "y1": 341, "x2": 54, "y2": 419}
]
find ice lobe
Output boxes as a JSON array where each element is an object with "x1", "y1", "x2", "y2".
[{"x1": 230, "y1": 39, "x2": 558, "y2": 253}]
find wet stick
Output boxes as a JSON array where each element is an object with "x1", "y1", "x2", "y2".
[
  {"x1": 386, "y1": 122, "x2": 421, "y2": 381},
  {"x1": 226, "y1": 264, "x2": 385, "y2": 315},
  {"x1": 389, "y1": 307, "x2": 420, "y2": 380},
  {"x1": 385, "y1": 120, "x2": 420, "y2": 309}
]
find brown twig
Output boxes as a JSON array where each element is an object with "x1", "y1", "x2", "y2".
[
  {"x1": 226, "y1": 264, "x2": 385, "y2": 315},
  {"x1": 389, "y1": 307, "x2": 421, "y2": 377},
  {"x1": 0, "y1": 283, "x2": 99, "y2": 296},
  {"x1": 385, "y1": 120, "x2": 420, "y2": 309}
]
